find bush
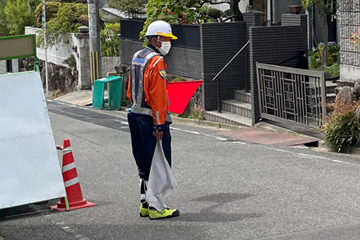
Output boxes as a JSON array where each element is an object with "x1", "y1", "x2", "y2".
[
  {"x1": 101, "y1": 23, "x2": 120, "y2": 57},
  {"x1": 188, "y1": 106, "x2": 205, "y2": 120},
  {"x1": 311, "y1": 42, "x2": 340, "y2": 69},
  {"x1": 35, "y1": 2, "x2": 61, "y2": 27},
  {"x1": 37, "y1": 3, "x2": 88, "y2": 47},
  {"x1": 310, "y1": 55, "x2": 319, "y2": 69},
  {"x1": 325, "y1": 63, "x2": 340, "y2": 78},
  {"x1": 0, "y1": 0, "x2": 10, "y2": 36},
  {"x1": 4, "y1": 0, "x2": 36, "y2": 35},
  {"x1": 170, "y1": 77, "x2": 185, "y2": 82},
  {"x1": 322, "y1": 101, "x2": 360, "y2": 153}
]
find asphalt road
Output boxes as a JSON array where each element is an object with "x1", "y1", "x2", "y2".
[{"x1": 2, "y1": 101, "x2": 360, "y2": 240}]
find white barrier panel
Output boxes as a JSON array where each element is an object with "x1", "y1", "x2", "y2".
[{"x1": 0, "y1": 71, "x2": 66, "y2": 209}]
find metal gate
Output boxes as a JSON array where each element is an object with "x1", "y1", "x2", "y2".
[{"x1": 256, "y1": 63, "x2": 326, "y2": 127}]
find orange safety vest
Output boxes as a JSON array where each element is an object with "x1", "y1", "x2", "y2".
[{"x1": 127, "y1": 48, "x2": 172, "y2": 125}]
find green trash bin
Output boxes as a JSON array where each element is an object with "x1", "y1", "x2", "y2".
[{"x1": 92, "y1": 76, "x2": 123, "y2": 110}]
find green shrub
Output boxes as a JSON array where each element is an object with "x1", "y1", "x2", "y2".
[
  {"x1": 4, "y1": 0, "x2": 36, "y2": 35},
  {"x1": 310, "y1": 55, "x2": 319, "y2": 69},
  {"x1": 311, "y1": 42, "x2": 340, "y2": 69},
  {"x1": 101, "y1": 23, "x2": 120, "y2": 57},
  {"x1": 37, "y1": 3, "x2": 88, "y2": 47},
  {"x1": 322, "y1": 102, "x2": 360, "y2": 153},
  {"x1": 188, "y1": 106, "x2": 205, "y2": 120},
  {"x1": 325, "y1": 63, "x2": 340, "y2": 78},
  {"x1": 35, "y1": 2, "x2": 61, "y2": 27},
  {"x1": 0, "y1": 0, "x2": 10, "y2": 36},
  {"x1": 170, "y1": 77, "x2": 185, "y2": 82}
]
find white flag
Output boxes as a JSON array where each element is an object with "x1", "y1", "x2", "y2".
[{"x1": 146, "y1": 140, "x2": 177, "y2": 211}]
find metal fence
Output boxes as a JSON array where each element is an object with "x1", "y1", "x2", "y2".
[
  {"x1": 339, "y1": 0, "x2": 360, "y2": 67},
  {"x1": 256, "y1": 63, "x2": 326, "y2": 127}
]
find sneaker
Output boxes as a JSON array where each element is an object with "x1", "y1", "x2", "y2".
[
  {"x1": 139, "y1": 203, "x2": 149, "y2": 217},
  {"x1": 149, "y1": 207, "x2": 180, "y2": 220}
]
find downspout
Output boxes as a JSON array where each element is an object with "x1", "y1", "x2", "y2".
[
  {"x1": 272, "y1": 0, "x2": 275, "y2": 24},
  {"x1": 312, "y1": 5, "x2": 317, "y2": 48},
  {"x1": 267, "y1": 0, "x2": 272, "y2": 26}
]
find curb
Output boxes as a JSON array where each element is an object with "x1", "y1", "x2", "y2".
[
  {"x1": 51, "y1": 98, "x2": 360, "y2": 156},
  {"x1": 170, "y1": 115, "x2": 244, "y2": 130}
]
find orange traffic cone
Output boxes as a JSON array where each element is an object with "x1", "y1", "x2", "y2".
[{"x1": 51, "y1": 139, "x2": 95, "y2": 212}]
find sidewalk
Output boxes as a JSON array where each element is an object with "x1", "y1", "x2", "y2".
[{"x1": 52, "y1": 90, "x2": 322, "y2": 148}]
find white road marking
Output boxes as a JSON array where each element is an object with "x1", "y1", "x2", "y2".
[{"x1": 268, "y1": 146, "x2": 360, "y2": 167}]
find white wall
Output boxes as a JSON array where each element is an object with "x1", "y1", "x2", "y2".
[
  {"x1": 25, "y1": 26, "x2": 92, "y2": 89},
  {"x1": 0, "y1": 61, "x2": 6, "y2": 74},
  {"x1": 25, "y1": 27, "x2": 75, "y2": 67},
  {"x1": 207, "y1": 0, "x2": 249, "y2": 13},
  {"x1": 102, "y1": 57, "x2": 120, "y2": 76},
  {"x1": 340, "y1": 65, "x2": 360, "y2": 81},
  {"x1": 25, "y1": 26, "x2": 121, "y2": 89}
]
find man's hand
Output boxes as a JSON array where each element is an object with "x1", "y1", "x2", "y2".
[{"x1": 153, "y1": 129, "x2": 163, "y2": 140}]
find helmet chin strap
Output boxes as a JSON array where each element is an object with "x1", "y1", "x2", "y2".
[{"x1": 155, "y1": 36, "x2": 161, "y2": 51}]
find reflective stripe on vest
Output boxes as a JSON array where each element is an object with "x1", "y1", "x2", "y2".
[{"x1": 130, "y1": 48, "x2": 172, "y2": 123}]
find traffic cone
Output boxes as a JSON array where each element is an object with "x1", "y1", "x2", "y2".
[{"x1": 51, "y1": 139, "x2": 95, "y2": 212}]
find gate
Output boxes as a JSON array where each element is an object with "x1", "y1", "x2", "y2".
[{"x1": 256, "y1": 63, "x2": 326, "y2": 127}]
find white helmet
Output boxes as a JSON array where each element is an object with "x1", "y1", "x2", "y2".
[{"x1": 145, "y1": 20, "x2": 177, "y2": 40}]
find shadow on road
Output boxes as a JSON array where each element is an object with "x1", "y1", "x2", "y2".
[{"x1": 177, "y1": 193, "x2": 263, "y2": 223}]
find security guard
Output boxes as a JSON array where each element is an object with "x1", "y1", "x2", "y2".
[{"x1": 127, "y1": 20, "x2": 180, "y2": 220}]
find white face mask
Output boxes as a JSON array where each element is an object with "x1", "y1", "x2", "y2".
[{"x1": 159, "y1": 41, "x2": 171, "y2": 55}]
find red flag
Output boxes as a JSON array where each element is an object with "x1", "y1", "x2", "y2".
[{"x1": 167, "y1": 80, "x2": 203, "y2": 114}]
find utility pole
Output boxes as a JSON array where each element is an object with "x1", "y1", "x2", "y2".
[
  {"x1": 42, "y1": 0, "x2": 49, "y2": 97},
  {"x1": 88, "y1": 0, "x2": 102, "y2": 86}
]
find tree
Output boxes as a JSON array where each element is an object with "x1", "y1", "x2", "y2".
[
  {"x1": 37, "y1": 3, "x2": 88, "y2": 47},
  {"x1": 140, "y1": 0, "x2": 242, "y2": 40},
  {"x1": 4, "y1": 0, "x2": 36, "y2": 35},
  {"x1": 302, "y1": 0, "x2": 337, "y2": 68},
  {"x1": 181, "y1": 0, "x2": 242, "y2": 21},
  {"x1": 108, "y1": 0, "x2": 148, "y2": 18},
  {"x1": 0, "y1": 0, "x2": 10, "y2": 36}
]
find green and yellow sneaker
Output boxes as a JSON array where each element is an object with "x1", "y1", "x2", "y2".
[
  {"x1": 139, "y1": 203, "x2": 149, "y2": 217},
  {"x1": 149, "y1": 207, "x2": 180, "y2": 220}
]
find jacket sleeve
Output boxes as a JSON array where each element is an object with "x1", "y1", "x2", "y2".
[
  {"x1": 147, "y1": 57, "x2": 168, "y2": 125},
  {"x1": 127, "y1": 72, "x2": 132, "y2": 102}
]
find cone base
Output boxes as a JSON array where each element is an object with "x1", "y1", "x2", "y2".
[{"x1": 50, "y1": 198, "x2": 95, "y2": 212}]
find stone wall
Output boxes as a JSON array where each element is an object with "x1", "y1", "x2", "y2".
[
  {"x1": 19, "y1": 57, "x2": 78, "y2": 97},
  {"x1": 339, "y1": 0, "x2": 360, "y2": 81}
]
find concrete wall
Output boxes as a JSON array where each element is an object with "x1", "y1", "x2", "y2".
[
  {"x1": 273, "y1": 0, "x2": 304, "y2": 24},
  {"x1": 102, "y1": 57, "x2": 120, "y2": 76},
  {"x1": 0, "y1": 61, "x2": 6, "y2": 74},
  {"x1": 120, "y1": 38, "x2": 202, "y2": 80},
  {"x1": 0, "y1": 60, "x2": 18, "y2": 74},
  {"x1": 120, "y1": 21, "x2": 248, "y2": 111},
  {"x1": 25, "y1": 27, "x2": 74, "y2": 67},
  {"x1": 249, "y1": 15, "x2": 308, "y2": 125},
  {"x1": 339, "y1": 0, "x2": 360, "y2": 81},
  {"x1": 25, "y1": 27, "x2": 92, "y2": 89},
  {"x1": 201, "y1": 22, "x2": 248, "y2": 110}
]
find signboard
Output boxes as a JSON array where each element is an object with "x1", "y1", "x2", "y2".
[
  {"x1": 0, "y1": 35, "x2": 36, "y2": 61},
  {"x1": 0, "y1": 71, "x2": 66, "y2": 209}
]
